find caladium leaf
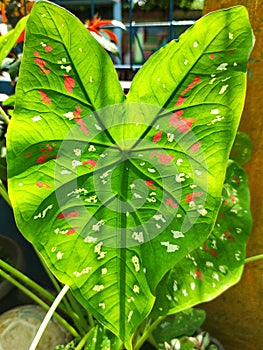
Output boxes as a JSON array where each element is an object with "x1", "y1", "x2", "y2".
[
  {"x1": 152, "y1": 308, "x2": 206, "y2": 344},
  {"x1": 0, "y1": 15, "x2": 28, "y2": 66},
  {"x1": 7, "y1": 2, "x2": 253, "y2": 348},
  {"x1": 151, "y1": 160, "x2": 252, "y2": 317}
]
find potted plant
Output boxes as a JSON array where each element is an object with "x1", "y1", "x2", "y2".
[{"x1": 0, "y1": 1, "x2": 262, "y2": 349}]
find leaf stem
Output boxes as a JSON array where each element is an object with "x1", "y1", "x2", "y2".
[
  {"x1": 74, "y1": 331, "x2": 91, "y2": 350},
  {"x1": 134, "y1": 316, "x2": 166, "y2": 350},
  {"x1": 0, "y1": 180, "x2": 11, "y2": 206},
  {"x1": 0, "y1": 106, "x2": 10, "y2": 125},
  {"x1": 0, "y1": 268, "x2": 78, "y2": 337},
  {"x1": 29, "y1": 284, "x2": 70, "y2": 350},
  {"x1": 35, "y1": 251, "x2": 88, "y2": 335},
  {"x1": 245, "y1": 254, "x2": 263, "y2": 264}
]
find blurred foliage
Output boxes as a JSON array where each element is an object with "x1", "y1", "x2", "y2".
[{"x1": 130, "y1": 0, "x2": 202, "y2": 11}]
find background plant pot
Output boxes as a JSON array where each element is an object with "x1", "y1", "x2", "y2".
[
  {"x1": 0, "y1": 234, "x2": 25, "y2": 300},
  {"x1": 0, "y1": 304, "x2": 72, "y2": 350}
]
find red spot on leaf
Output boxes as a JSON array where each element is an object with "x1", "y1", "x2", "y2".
[
  {"x1": 229, "y1": 50, "x2": 235, "y2": 53},
  {"x1": 175, "y1": 76, "x2": 201, "y2": 106},
  {"x1": 195, "y1": 269, "x2": 203, "y2": 280},
  {"x1": 36, "y1": 155, "x2": 47, "y2": 164},
  {"x1": 145, "y1": 180, "x2": 155, "y2": 190},
  {"x1": 209, "y1": 54, "x2": 216, "y2": 59},
  {"x1": 175, "y1": 95, "x2": 186, "y2": 107},
  {"x1": 82, "y1": 159, "x2": 97, "y2": 170},
  {"x1": 73, "y1": 106, "x2": 90, "y2": 135},
  {"x1": 25, "y1": 153, "x2": 32, "y2": 158},
  {"x1": 190, "y1": 141, "x2": 201, "y2": 153},
  {"x1": 169, "y1": 110, "x2": 196, "y2": 133},
  {"x1": 204, "y1": 242, "x2": 217, "y2": 257},
  {"x1": 45, "y1": 46, "x2": 53, "y2": 52},
  {"x1": 224, "y1": 231, "x2": 235, "y2": 242},
  {"x1": 34, "y1": 51, "x2": 51, "y2": 75},
  {"x1": 149, "y1": 151, "x2": 174, "y2": 165},
  {"x1": 35, "y1": 182, "x2": 51, "y2": 189},
  {"x1": 166, "y1": 198, "x2": 178, "y2": 209},
  {"x1": 57, "y1": 211, "x2": 79, "y2": 219},
  {"x1": 153, "y1": 131, "x2": 162, "y2": 143},
  {"x1": 64, "y1": 74, "x2": 75, "y2": 93},
  {"x1": 230, "y1": 195, "x2": 237, "y2": 203},
  {"x1": 39, "y1": 90, "x2": 51, "y2": 104},
  {"x1": 233, "y1": 176, "x2": 240, "y2": 185},
  {"x1": 66, "y1": 227, "x2": 78, "y2": 236},
  {"x1": 185, "y1": 191, "x2": 203, "y2": 203},
  {"x1": 40, "y1": 143, "x2": 53, "y2": 153}
]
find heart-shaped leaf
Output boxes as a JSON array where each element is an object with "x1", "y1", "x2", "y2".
[
  {"x1": 151, "y1": 160, "x2": 252, "y2": 316},
  {"x1": 7, "y1": 2, "x2": 254, "y2": 348}
]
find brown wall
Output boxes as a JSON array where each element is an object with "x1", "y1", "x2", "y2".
[{"x1": 201, "y1": 1, "x2": 263, "y2": 350}]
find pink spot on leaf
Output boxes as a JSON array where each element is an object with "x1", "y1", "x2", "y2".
[
  {"x1": 73, "y1": 106, "x2": 90, "y2": 135},
  {"x1": 149, "y1": 151, "x2": 174, "y2": 165},
  {"x1": 190, "y1": 141, "x2": 201, "y2": 153},
  {"x1": 153, "y1": 131, "x2": 162, "y2": 143},
  {"x1": 175, "y1": 95, "x2": 186, "y2": 107},
  {"x1": 230, "y1": 195, "x2": 237, "y2": 203},
  {"x1": 35, "y1": 182, "x2": 51, "y2": 189},
  {"x1": 39, "y1": 90, "x2": 51, "y2": 105},
  {"x1": 185, "y1": 191, "x2": 203, "y2": 203},
  {"x1": 34, "y1": 51, "x2": 51, "y2": 75},
  {"x1": 209, "y1": 54, "x2": 216, "y2": 59},
  {"x1": 45, "y1": 46, "x2": 53, "y2": 52},
  {"x1": 64, "y1": 74, "x2": 75, "y2": 93},
  {"x1": 82, "y1": 159, "x2": 97, "y2": 170},
  {"x1": 195, "y1": 269, "x2": 203, "y2": 280},
  {"x1": 174, "y1": 76, "x2": 201, "y2": 106},
  {"x1": 57, "y1": 211, "x2": 79, "y2": 219},
  {"x1": 66, "y1": 227, "x2": 78, "y2": 236},
  {"x1": 169, "y1": 110, "x2": 196, "y2": 134},
  {"x1": 145, "y1": 180, "x2": 155, "y2": 190},
  {"x1": 166, "y1": 198, "x2": 178, "y2": 209}
]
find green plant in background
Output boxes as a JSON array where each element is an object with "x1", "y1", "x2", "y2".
[{"x1": 0, "y1": 1, "x2": 257, "y2": 349}]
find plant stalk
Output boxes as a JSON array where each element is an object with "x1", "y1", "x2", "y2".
[
  {"x1": 29, "y1": 284, "x2": 70, "y2": 350},
  {"x1": 0, "y1": 268, "x2": 78, "y2": 337},
  {"x1": 0, "y1": 258, "x2": 57, "y2": 305},
  {"x1": 74, "y1": 331, "x2": 91, "y2": 350},
  {"x1": 245, "y1": 254, "x2": 263, "y2": 264},
  {"x1": 35, "y1": 251, "x2": 88, "y2": 335},
  {"x1": 134, "y1": 316, "x2": 166, "y2": 350},
  {"x1": 0, "y1": 180, "x2": 11, "y2": 206},
  {"x1": 0, "y1": 106, "x2": 10, "y2": 125}
]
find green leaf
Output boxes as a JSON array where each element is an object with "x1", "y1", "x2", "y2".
[
  {"x1": 6, "y1": 2, "x2": 254, "y2": 348},
  {"x1": 230, "y1": 131, "x2": 252, "y2": 165},
  {"x1": 151, "y1": 160, "x2": 252, "y2": 316},
  {"x1": 152, "y1": 308, "x2": 206, "y2": 344},
  {"x1": 84, "y1": 325, "x2": 122, "y2": 350},
  {"x1": 0, "y1": 15, "x2": 28, "y2": 65}
]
